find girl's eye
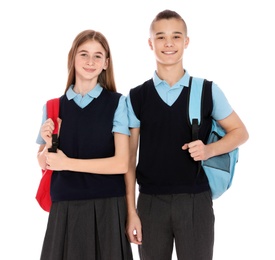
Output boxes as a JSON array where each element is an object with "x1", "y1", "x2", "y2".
[{"x1": 94, "y1": 55, "x2": 103, "y2": 59}]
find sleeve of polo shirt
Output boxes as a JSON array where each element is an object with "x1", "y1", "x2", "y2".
[
  {"x1": 211, "y1": 82, "x2": 233, "y2": 120},
  {"x1": 36, "y1": 104, "x2": 47, "y2": 145},
  {"x1": 112, "y1": 95, "x2": 130, "y2": 136},
  {"x1": 126, "y1": 94, "x2": 140, "y2": 128}
]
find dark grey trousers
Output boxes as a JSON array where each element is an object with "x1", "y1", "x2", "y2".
[{"x1": 137, "y1": 191, "x2": 215, "y2": 260}]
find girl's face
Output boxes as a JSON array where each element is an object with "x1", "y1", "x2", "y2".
[
  {"x1": 74, "y1": 40, "x2": 108, "y2": 82},
  {"x1": 148, "y1": 18, "x2": 189, "y2": 67}
]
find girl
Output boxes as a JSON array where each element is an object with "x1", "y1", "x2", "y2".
[{"x1": 36, "y1": 29, "x2": 133, "y2": 260}]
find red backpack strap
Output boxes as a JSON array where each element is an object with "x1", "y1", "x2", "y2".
[{"x1": 46, "y1": 98, "x2": 60, "y2": 152}]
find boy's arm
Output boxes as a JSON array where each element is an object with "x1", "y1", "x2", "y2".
[
  {"x1": 182, "y1": 111, "x2": 249, "y2": 161},
  {"x1": 125, "y1": 127, "x2": 142, "y2": 244},
  {"x1": 209, "y1": 110, "x2": 249, "y2": 157}
]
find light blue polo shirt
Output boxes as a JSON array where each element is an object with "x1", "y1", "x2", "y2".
[
  {"x1": 126, "y1": 70, "x2": 233, "y2": 128},
  {"x1": 36, "y1": 84, "x2": 130, "y2": 144}
]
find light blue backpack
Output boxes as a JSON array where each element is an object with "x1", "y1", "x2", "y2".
[{"x1": 188, "y1": 77, "x2": 239, "y2": 199}]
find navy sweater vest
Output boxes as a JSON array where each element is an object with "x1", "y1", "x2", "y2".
[
  {"x1": 130, "y1": 78, "x2": 213, "y2": 194},
  {"x1": 51, "y1": 89, "x2": 126, "y2": 201}
]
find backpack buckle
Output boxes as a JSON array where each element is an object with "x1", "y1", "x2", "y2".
[{"x1": 48, "y1": 134, "x2": 58, "y2": 153}]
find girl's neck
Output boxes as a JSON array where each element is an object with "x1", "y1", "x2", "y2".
[{"x1": 74, "y1": 80, "x2": 97, "y2": 96}]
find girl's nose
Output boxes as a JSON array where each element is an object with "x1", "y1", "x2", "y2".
[{"x1": 87, "y1": 57, "x2": 95, "y2": 65}]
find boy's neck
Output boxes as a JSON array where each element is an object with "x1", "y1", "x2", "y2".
[{"x1": 156, "y1": 65, "x2": 185, "y2": 87}]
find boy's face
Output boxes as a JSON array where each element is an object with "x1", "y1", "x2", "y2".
[{"x1": 148, "y1": 18, "x2": 189, "y2": 66}]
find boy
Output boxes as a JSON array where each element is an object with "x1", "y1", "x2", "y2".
[{"x1": 126, "y1": 9, "x2": 249, "y2": 260}]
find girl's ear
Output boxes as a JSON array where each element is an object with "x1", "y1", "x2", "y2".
[{"x1": 103, "y1": 58, "x2": 109, "y2": 70}]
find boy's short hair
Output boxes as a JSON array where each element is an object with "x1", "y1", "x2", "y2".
[{"x1": 150, "y1": 9, "x2": 188, "y2": 36}]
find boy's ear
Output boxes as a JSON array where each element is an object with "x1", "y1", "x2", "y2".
[
  {"x1": 148, "y1": 38, "x2": 153, "y2": 50},
  {"x1": 184, "y1": 37, "x2": 190, "y2": 49}
]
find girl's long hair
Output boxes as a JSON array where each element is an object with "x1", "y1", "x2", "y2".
[{"x1": 64, "y1": 29, "x2": 116, "y2": 94}]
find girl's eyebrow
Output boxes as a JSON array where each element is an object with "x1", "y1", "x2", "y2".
[
  {"x1": 78, "y1": 49, "x2": 104, "y2": 55},
  {"x1": 77, "y1": 49, "x2": 88, "y2": 54}
]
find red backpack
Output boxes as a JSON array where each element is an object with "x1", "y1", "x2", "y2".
[{"x1": 35, "y1": 98, "x2": 59, "y2": 212}]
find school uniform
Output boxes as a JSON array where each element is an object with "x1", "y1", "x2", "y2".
[
  {"x1": 127, "y1": 71, "x2": 232, "y2": 260},
  {"x1": 37, "y1": 84, "x2": 133, "y2": 260}
]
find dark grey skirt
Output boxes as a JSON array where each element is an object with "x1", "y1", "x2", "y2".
[{"x1": 40, "y1": 197, "x2": 133, "y2": 260}]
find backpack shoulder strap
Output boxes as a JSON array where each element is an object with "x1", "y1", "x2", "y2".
[
  {"x1": 46, "y1": 98, "x2": 60, "y2": 152},
  {"x1": 46, "y1": 98, "x2": 60, "y2": 134},
  {"x1": 188, "y1": 77, "x2": 204, "y2": 140}
]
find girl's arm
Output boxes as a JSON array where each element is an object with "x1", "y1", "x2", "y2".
[
  {"x1": 37, "y1": 117, "x2": 56, "y2": 170},
  {"x1": 45, "y1": 132, "x2": 129, "y2": 174}
]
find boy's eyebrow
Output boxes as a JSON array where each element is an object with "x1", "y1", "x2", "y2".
[
  {"x1": 173, "y1": 31, "x2": 183, "y2": 35},
  {"x1": 155, "y1": 31, "x2": 183, "y2": 36}
]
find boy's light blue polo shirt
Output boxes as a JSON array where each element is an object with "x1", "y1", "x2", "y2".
[
  {"x1": 126, "y1": 70, "x2": 233, "y2": 128},
  {"x1": 36, "y1": 84, "x2": 130, "y2": 144}
]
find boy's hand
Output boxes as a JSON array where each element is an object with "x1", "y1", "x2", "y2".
[{"x1": 182, "y1": 140, "x2": 208, "y2": 161}]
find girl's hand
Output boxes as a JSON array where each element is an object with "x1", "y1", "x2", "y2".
[
  {"x1": 40, "y1": 117, "x2": 62, "y2": 148},
  {"x1": 40, "y1": 118, "x2": 55, "y2": 148},
  {"x1": 45, "y1": 149, "x2": 68, "y2": 171}
]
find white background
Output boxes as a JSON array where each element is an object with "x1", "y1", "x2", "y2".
[{"x1": 1, "y1": 0, "x2": 274, "y2": 259}]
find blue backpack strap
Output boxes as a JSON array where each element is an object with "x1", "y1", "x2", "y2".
[{"x1": 188, "y1": 77, "x2": 205, "y2": 141}]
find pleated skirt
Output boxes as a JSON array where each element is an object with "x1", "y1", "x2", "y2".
[{"x1": 40, "y1": 197, "x2": 133, "y2": 260}]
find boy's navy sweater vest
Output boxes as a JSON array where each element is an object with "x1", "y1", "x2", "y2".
[
  {"x1": 130, "y1": 78, "x2": 213, "y2": 194},
  {"x1": 51, "y1": 89, "x2": 126, "y2": 201}
]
